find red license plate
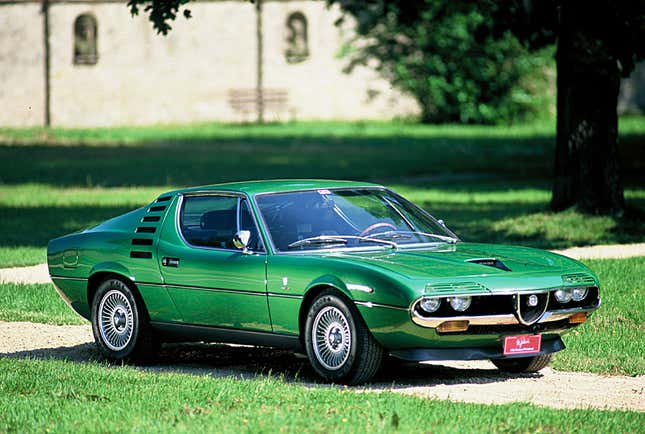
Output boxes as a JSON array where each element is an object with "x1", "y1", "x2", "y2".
[{"x1": 503, "y1": 334, "x2": 541, "y2": 356}]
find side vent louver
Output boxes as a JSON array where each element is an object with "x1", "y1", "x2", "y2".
[
  {"x1": 132, "y1": 238, "x2": 153, "y2": 246},
  {"x1": 131, "y1": 197, "x2": 171, "y2": 259},
  {"x1": 562, "y1": 273, "x2": 595, "y2": 286},
  {"x1": 425, "y1": 282, "x2": 488, "y2": 294},
  {"x1": 130, "y1": 251, "x2": 152, "y2": 259},
  {"x1": 136, "y1": 227, "x2": 156, "y2": 233}
]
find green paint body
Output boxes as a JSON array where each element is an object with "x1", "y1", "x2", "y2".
[{"x1": 47, "y1": 180, "x2": 599, "y2": 353}]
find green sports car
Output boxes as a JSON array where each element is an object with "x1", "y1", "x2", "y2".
[{"x1": 48, "y1": 180, "x2": 600, "y2": 384}]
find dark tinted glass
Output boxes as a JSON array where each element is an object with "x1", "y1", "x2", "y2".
[{"x1": 179, "y1": 196, "x2": 263, "y2": 251}]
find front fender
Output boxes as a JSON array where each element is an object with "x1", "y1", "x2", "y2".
[{"x1": 305, "y1": 274, "x2": 353, "y2": 300}]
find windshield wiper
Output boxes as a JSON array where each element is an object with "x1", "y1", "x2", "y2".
[
  {"x1": 366, "y1": 230, "x2": 458, "y2": 244},
  {"x1": 287, "y1": 235, "x2": 397, "y2": 250},
  {"x1": 353, "y1": 236, "x2": 398, "y2": 249},
  {"x1": 287, "y1": 236, "x2": 349, "y2": 249}
]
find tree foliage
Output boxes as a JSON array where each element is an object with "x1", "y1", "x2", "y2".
[
  {"x1": 127, "y1": 0, "x2": 193, "y2": 35},
  {"x1": 331, "y1": 1, "x2": 553, "y2": 123}
]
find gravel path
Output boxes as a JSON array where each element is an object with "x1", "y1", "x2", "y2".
[
  {"x1": 1, "y1": 243, "x2": 643, "y2": 285},
  {"x1": 1, "y1": 321, "x2": 643, "y2": 411}
]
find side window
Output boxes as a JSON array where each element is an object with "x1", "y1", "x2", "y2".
[
  {"x1": 180, "y1": 196, "x2": 238, "y2": 249},
  {"x1": 179, "y1": 195, "x2": 263, "y2": 251}
]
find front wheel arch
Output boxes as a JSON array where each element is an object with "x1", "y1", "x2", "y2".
[
  {"x1": 298, "y1": 284, "x2": 356, "y2": 346},
  {"x1": 303, "y1": 288, "x2": 383, "y2": 384}
]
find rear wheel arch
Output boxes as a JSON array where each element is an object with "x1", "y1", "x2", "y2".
[{"x1": 87, "y1": 272, "x2": 150, "y2": 322}]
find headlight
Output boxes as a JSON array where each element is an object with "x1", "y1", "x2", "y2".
[
  {"x1": 448, "y1": 296, "x2": 471, "y2": 312},
  {"x1": 554, "y1": 288, "x2": 572, "y2": 303},
  {"x1": 571, "y1": 287, "x2": 588, "y2": 301},
  {"x1": 419, "y1": 297, "x2": 441, "y2": 313}
]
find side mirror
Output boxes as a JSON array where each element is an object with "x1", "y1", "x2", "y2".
[{"x1": 233, "y1": 230, "x2": 252, "y2": 254}]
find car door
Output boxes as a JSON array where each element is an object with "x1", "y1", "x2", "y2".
[{"x1": 157, "y1": 192, "x2": 271, "y2": 331}]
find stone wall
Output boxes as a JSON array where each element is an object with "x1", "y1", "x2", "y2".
[
  {"x1": 0, "y1": 0, "x2": 419, "y2": 127},
  {"x1": 0, "y1": 2, "x2": 46, "y2": 126}
]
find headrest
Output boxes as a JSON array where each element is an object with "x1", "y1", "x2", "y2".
[{"x1": 200, "y1": 209, "x2": 236, "y2": 231}]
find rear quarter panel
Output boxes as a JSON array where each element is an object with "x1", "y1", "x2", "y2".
[{"x1": 47, "y1": 199, "x2": 177, "y2": 321}]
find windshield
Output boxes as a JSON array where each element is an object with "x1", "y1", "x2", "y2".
[{"x1": 255, "y1": 188, "x2": 458, "y2": 252}]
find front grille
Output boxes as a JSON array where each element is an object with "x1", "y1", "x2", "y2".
[
  {"x1": 516, "y1": 292, "x2": 548, "y2": 325},
  {"x1": 414, "y1": 294, "x2": 514, "y2": 318}
]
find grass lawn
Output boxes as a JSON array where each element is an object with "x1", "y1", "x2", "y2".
[
  {"x1": 551, "y1": 257, "x2": 645, "y2": 376},
  {"x1": 1, "y1": 257, "x2": 642, "y2": 376},
  {"x1": 0, "y1": 358, "x2": 643, "y2": 434}
]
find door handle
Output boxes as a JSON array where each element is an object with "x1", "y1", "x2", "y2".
[{"x1": 161, "y1": 257, "x2": 180, "y2": 267}]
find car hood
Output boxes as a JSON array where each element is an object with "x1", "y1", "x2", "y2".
[{"x1": 329, "y1": 242, "x2": 577, "y2": 277}]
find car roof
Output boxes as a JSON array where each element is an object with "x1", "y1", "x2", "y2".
[{"x1": 160, "y1": 179, "x2": 383, "y2": 197}]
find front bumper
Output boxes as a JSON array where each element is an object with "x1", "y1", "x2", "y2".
[{"x1": 411, "y1": 299, "x2": 601, "y2": 329}]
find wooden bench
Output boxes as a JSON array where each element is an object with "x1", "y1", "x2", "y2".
[{"x1": 228, "y1": 88, "x2": 290, "y2": 121}]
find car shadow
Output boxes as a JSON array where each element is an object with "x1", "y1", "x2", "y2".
[{"x1": 0, "y1": 341, "x2": 543, "y2": 388}]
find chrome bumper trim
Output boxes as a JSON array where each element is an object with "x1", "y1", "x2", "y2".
[{"x1": 411, "y1": 300, "x2": 600, "y2": 328}]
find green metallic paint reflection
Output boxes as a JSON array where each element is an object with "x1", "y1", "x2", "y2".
[
  {"x1": 267, "y1": 296, "x2": 302, "y2": 335},
  {"x1": 47, "y1": 180, "x2": 600, "y2": 353}
]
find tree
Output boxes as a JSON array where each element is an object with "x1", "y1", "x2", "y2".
[
  {"x1": 128, "y1": 0, "x2": 644, "y2": 215},
  {"x1": 331, "y1": 2, "x2": 552, "y2": 124},
  {"x1": 491, "y1": 0, "x2": 644, "y2": 215}
]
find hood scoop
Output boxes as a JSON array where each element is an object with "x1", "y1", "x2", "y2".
[{"x1": 467, "y1": 258, "x2": 511, "y2": 272}]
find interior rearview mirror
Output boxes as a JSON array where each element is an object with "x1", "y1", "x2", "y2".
[{"x1": 233, "y1": 230, "x2": 251, "y2": 254}]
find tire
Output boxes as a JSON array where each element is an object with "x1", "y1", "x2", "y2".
[
  {"x1": 491, "y1": 354, "x2": 552, "y2": 373},
  {"x1": 91, "y1": 278, "x2": 158, "y2": 362},
  {"x1": 304, "y1": 289, "x2": 383, "y2": 385}
]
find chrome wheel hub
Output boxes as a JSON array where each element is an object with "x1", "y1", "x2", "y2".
[
  {"x1": 312, "y1": 306, "x2": 351, "y2": 371},
  {"x1": 98, "y1": 290, "x2": 134, "y2": 351}
]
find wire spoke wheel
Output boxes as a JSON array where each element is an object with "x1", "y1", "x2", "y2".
[
  {"x1": 98, "y1": 289, "x2": 134, "y2": 351},
  {"x1": 312, "y1": 306, "x2": 352, "y2": 370}
]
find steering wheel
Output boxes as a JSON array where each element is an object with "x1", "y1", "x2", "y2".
[{"x1": 359, "y1": 222, "x2": 398, "y2": 237}]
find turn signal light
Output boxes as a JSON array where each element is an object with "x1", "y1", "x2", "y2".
[
  {"x1": 569, "y1": 312, "x2": 587, "y2": 324},
  {"x1": 437, "y1": 320, "x2": 469, "y2": 333}
]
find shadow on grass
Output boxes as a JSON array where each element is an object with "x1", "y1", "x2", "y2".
[
  {"x1": 0, "y1": 341, "x2": 536, "y2": 388},
  {"x1": 0, "y1": 205, "x2": 137, "y2": 250},
  {"x1": 0, "y1": 133, "x2": 642, "y2": 187}
]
